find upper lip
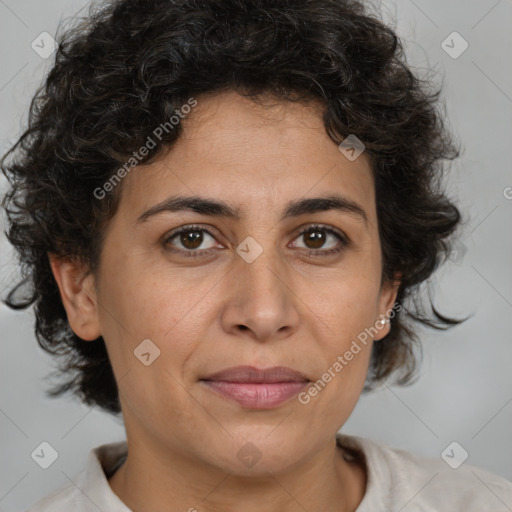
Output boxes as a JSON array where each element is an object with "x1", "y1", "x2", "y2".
[{"x1": 201, "y1": 366, "x2": 309, "y2": 383}]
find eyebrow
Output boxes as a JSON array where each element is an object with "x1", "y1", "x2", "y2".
[{"x1": 135, "y1": 193, "x2": 368, "y2": 225}]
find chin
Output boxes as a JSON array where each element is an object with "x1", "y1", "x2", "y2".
[{"x1": 203, "y1": 428, "x2": 310, "y2": 476}]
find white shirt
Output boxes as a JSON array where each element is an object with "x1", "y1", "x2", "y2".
[{"x1": 27, "y1": 434, "x2": 512, "y2": 511}]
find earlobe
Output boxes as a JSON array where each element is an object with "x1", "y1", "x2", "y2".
[
  {"x1": 47, "y1": 253, "x2": 101, "y2": 341},
  {"x1": 375, "y1": 272, "x2": 402, "y2": 340}
]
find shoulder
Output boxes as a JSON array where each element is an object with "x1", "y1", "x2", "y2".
[
  {"x1": 26, "y1": 480, "x2": 83, "y2": 511},
  {"x1": 26, "y1": 441, "x2": 129, "y2": 512},
  {"x1": 337, "y1": 433, "x2": 512, "y2": 511}
]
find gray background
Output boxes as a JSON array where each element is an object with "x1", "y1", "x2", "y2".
[{"x1": 1, "y1": 0, "x2": 511, "y2": 510}]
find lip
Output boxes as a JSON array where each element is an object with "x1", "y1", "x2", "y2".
[{"x1": 200, "y1": 366, "x2": 310, "y2": 409}]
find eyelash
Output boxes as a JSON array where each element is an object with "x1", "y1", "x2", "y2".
[{"x1": 163, "y1": 223, "x2": 350, "y2": 258}]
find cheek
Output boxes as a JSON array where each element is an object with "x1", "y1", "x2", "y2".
[
  {"x1": 96, "y1": 265, "x2": 210, "y2": 432},
  {"x1": 304, "y1": 267, "x2": 382, "y2": 341},
  {"x1": 96, "y1": 263, "x2": 219, "y2": 373},
  {"x1": 296, "y1": 271, "x2": 380, "y2": 410},
  {"x1": 99, "y1": 260, "x2": 172, "y2": 333},
  {"x1": 305, "y1": 299, "x2": 375, "y2": 419}
]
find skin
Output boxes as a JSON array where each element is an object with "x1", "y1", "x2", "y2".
[{"x1": 49, "y1": 90, "x2": 400, "y2": 512}]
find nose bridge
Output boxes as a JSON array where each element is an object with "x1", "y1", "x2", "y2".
[
  {"x1": 221, "y1": 237, "x2": 300, "y2": 340},
  {"x1": 249, "y1": 247, "x2": 285, "y2": 290},
  {"x1": 237, "y1": 238, "x2": 289, "y2": 306}
]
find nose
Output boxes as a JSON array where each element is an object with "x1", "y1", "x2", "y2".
[{"x1": 220, "y1": 243, "x2": 300, "y2": 343}]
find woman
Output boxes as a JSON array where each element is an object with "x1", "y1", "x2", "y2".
[{"x1": 2, "y1": 0, "x2": 511, "y2": 510}]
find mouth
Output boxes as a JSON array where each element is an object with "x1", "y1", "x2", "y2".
[{"x1": 200, "y1": 366, "x2": 310, "y2": 409}]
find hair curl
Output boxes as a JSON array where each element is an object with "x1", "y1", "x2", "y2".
[{"x1": 1, "y1": 0, "x2": 464, "y2": 414}]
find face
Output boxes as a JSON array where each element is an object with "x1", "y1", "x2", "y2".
[{"x1": 51, "y1": 91, "x2": 398, "y2": 475}]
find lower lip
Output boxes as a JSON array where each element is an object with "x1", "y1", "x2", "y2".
[{"x1": 201, "y1": 381, "x2": 308, "y2": 409}]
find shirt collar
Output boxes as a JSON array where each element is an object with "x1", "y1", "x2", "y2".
[
  {"x1": 77, "y1": 441, "x2": 131, "y2": 512},
  {"x1": 77, "y1": 435, "x2": 382, "y2": 511}
]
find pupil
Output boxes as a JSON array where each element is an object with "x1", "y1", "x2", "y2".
[
  {"x1": 306, "y1": 230, "x2": 325, "y2": 249},
  {"x1": 181, "y1": 230, "x2": 203, "y2": 249},
  {"x1": 178, "y1": 229, "x2": 327, "y2": 251}
]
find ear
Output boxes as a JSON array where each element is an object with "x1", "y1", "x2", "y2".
[
  {"x1": 374, "y1": 272, "x2": 401, "y2": 341},
  {"x1": 48, "y1": 252, "x2": 101, "y2": 341}
]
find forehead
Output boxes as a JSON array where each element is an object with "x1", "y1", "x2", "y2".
[{"x1": 116, "y1": 91, "x2": 376, "y2": 224}]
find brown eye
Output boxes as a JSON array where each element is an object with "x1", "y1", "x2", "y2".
[
  {"x1": 291, "y1": 225, "x2": 349, "y2": 256},
  {"x1": 164, "y1": 226, "x2": 219, "y2": 255},
  {"x1": 178, "y1": 230, "x2": 204, "y2": 250},
  {"x1": 302, "y1": 229, "x2": 327, "y2": 249}
]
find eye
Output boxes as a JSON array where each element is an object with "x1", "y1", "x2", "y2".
[
  {"x1": 163, "y1": 223, "x2": 349, "y2": 259},
  {"x1": 290, "y1": 224, "x2": 349, "y2": 256},
  {"x1": 163, "y1": 225, "x2": 221, "y2": 257}
]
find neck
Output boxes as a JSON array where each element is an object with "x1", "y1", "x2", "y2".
[{"x1": 108, "y1": 435, "x2": 366, "y2": 512}]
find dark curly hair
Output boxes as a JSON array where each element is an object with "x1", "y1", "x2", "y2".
[{"x1": 1, "y1": 0, "x2": 464, "y2": 414}]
